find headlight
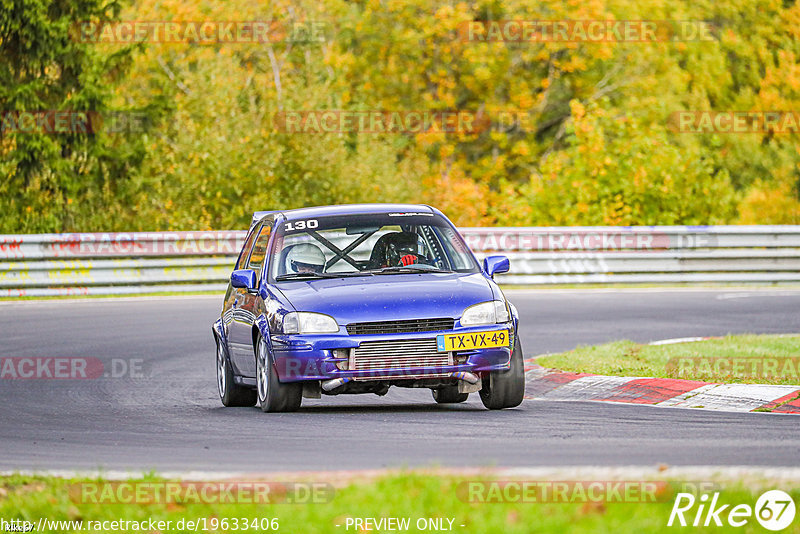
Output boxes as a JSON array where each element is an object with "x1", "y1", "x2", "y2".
[
  {"x1": 460, "y1": 300, "x2": 510, "y2": 326},
  {"x1": 282, "y1": 312, "x2": 339, "y2": 334}
]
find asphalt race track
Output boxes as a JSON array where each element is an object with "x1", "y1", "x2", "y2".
[{"x1": 1, "y1": 289, "x2": 799, "y2": 472}]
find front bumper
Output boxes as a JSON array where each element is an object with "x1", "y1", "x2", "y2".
[{"x1": 269, "y1": 324, "x2": 514, "y2": 382}]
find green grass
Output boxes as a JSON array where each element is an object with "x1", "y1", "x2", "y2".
[
  {"x1": 537, "y1": 334, "x2": 800, "y2": 385},
  {"x1": 1, "y1": 473, "x2": 798, "y2": 533}
]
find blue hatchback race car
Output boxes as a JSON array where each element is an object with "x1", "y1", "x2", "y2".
[{"x1": 212, "y1": 204, "x2": 524, "y2": 411}]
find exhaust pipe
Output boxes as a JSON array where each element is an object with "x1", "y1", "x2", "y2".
[
  {"x1": 450, "y1": 371, "x2": 479, "y2": 384},
  {"x1": 321, "y1": 377, "x2": 352, "y2": 392}
]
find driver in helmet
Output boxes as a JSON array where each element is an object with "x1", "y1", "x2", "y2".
[
  {"x1": 384, "y1": 232, "x2": 420, "y2": 267},
  {"x1": 285, "y1": 243, "x2": 325, "y2": 274}
]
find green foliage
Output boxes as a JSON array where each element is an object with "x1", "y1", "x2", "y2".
[
  {"x1": 2, "y1": 0, "x2": 800, "y2": 231},
  {"x1": 520, "y1": 100, "x2": 738, "y2": 225},
  {"x1": 0, "y1": 0, "x2": 171, "y2": 232}
]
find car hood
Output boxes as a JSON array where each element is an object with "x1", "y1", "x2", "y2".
[{"x1": 275, "y1": 272, "x2": 495, "y2": 324}]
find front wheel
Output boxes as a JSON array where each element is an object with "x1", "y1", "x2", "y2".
[
  {"x1": 479, "y1": 336, "x2": 525, "y2": 410},
  {"x1": 216, "y1": 338, "x2": 256, "y2": 407},
  {"x1": 256, "y1": 335, "x2": 302, "y2": 412}
]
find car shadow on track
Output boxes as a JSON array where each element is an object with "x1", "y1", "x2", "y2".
[
  {"x1": 207, "y1": 401, "x2": 517, "y2": 415},
  {"x1": 298, "y1": 403, "x2": 490, "y2": 413}
]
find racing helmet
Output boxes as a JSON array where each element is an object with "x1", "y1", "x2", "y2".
[
  {"x1": 383, "y1": 232, "x2": 420, "y2": 266},
  {"x1": 285, "y1": 243, "x2": 325, "y2": 274}
]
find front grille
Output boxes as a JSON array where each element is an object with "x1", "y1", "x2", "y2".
[
  {"x1": 346, "y1": 318, "x2": 454, "y2": 335},
  {"x1": 350, "y1": 338, "x2": 453, "y2": 380}
]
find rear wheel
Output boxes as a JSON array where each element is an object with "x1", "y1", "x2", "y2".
[
  {"x1": 256, "y1": 335, "x2": 302, "y2": 412},
  {"x1": 216, "y1": 338, "x2": 256, "y2": 407},
  {"x1": 479, "y1": 336, "x2": 525, "y2": 410},
  {"x1": 432, "y1": 386, "x2": 469, "y2": 404}
]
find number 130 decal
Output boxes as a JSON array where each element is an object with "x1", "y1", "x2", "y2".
[{"x1": 285, "y1": 219, "x2": 319, "y2": 231}]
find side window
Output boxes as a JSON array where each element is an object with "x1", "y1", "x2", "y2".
[
  {"x1": 247, "y1": 225, "x2": 272, "y2": 282},
  {"x1": 235, "y1": 225, "x2": 261, "y2": 270},
  {"x1": 432, "y1": 226, "x2": 473, "y2": 271}
]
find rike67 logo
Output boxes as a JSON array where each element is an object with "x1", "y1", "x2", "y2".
[{"x1": 668, "y1": 490, "x2": 796, "y2": 530}]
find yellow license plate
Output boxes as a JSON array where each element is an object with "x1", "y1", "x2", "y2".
[{"x1": 436, "y1": 330, "x2": 510, "y2": 352}]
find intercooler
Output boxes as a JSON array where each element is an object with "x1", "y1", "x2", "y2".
[{"x1": 349, "y1": 338, "x2": 453, "y2": 380}]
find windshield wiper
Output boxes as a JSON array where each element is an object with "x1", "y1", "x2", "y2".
[
  {"x1": 275, "y1": 271, "x2": 372, "y2": 281},
  {"x1": 368, "y1": 265, "x2": 454, "y2": 275},
  {"x1": 275, "y1": 266, "x2": 453, "y2": 280}
]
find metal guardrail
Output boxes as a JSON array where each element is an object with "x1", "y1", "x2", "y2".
[{"x1": 1, "y1": 226, "x2": 799, "y2": 296}]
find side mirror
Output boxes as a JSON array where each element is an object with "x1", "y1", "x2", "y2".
[
  {"x1": 231, "y1": 269, "x2": 257, "y2": 291},
  {"x1": 483, "y1": 255, "x2": 510, "y2": 278}
]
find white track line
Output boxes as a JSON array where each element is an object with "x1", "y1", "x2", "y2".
[{"x1": 649, "y1": 337, "x2": 709, "y2": 345}]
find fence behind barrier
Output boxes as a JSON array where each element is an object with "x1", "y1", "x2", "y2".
[{"x1": 1, "y1": 226, "x2": 798, "y2": 296}]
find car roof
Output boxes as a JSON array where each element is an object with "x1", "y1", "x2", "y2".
[{"x1": 264, "y1": 203, "x2": 436, "y2": 222}]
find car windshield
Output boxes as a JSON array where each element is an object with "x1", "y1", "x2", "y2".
[{"x1": 269, "y1": 212, "x2": 479, "y2": 280}]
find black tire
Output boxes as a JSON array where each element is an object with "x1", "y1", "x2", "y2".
[
  {"x1": 479, "y1": 336, "x2": 525, "y2": 410},
  {"x1": 216, "y1": 337, "x2": 257, "y2": 407},
  {"x1": 255, "y1": 335, "x2": 302, "y2": 412},
  {"x1": 432, "y1": 386, "x2": 469, "y2": 404}
]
